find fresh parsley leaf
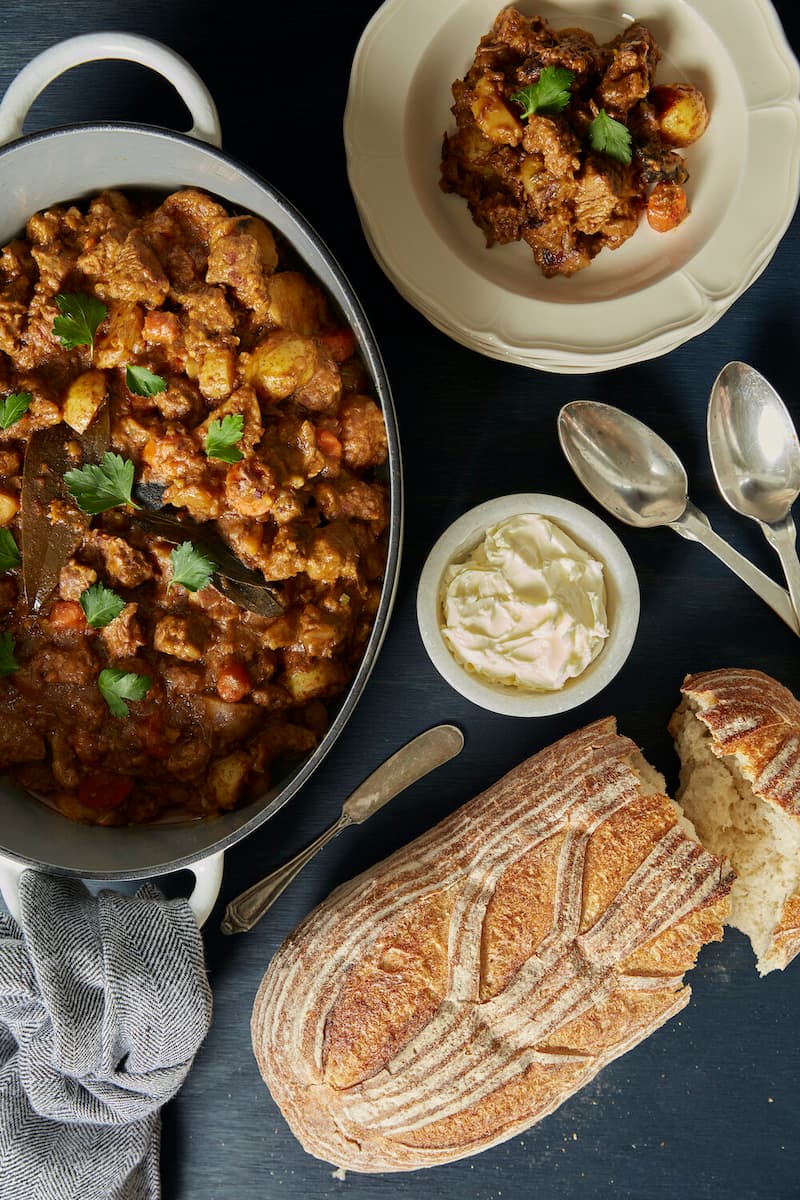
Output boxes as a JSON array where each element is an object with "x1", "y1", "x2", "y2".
[
  {"x1": 126, "y1": 364, "x2": 167, "y2": 398},
  {"x1": 588, "y1": 108, "x2": 632, "y2": 164},
  {"x1": 205, "y1": 413, "x2": 244, "y2": 463},
  {"x1": 511, "y1": 66, "x2": 575, "y2": 119},
  {"x1": 80, "y1": 581, "x2": 126, "y2": 629},
  {"x1": 64, "y1": 451, "x2": 139, "y2": 515},
  {"x1": 0, "y1": 391, "x2": 31, "y2": 429},
  {"x1": 0, "y1": 631, "x2": 18, "y2": 677},
  {"x1": 168, "y1": 541, "x2": 216, "y2": 594},
  {"x1": 0, "y1": 529, "x2": 20, "y2": 572},
  {"x1": 98, "y1": 667, "x2": 151, "y2": 718},
  {"x1": 52, "y1": 293, "x2": 108, "y2": 351}
]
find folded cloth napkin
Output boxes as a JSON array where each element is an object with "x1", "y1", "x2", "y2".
[{"x1": 0, "y1": 871, "x2": 213, "y2": 1200}]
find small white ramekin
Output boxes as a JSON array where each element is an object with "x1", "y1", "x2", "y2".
[{"x1": 416, "y1": 494, "x2": 640, "y2": 717}]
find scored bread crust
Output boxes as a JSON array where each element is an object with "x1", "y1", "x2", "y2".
[
  {"x1": 673, "y1": 667, "x2": 800, "y2": 972},
  {"x1": 252, "y1": 718, "x2": 731, "y2": 1173}
]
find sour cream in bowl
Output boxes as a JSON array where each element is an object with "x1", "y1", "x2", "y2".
[{"x1": 417, "y1": 495, "x2": 639, "y2": 716}]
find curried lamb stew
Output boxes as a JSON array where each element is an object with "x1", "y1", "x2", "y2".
[
  {"x1": 0, "y1": 187, "x2": 389, "y2": 825},
  {"x1": 440, "y1": 7, "x2": 710, "y2": 278}
]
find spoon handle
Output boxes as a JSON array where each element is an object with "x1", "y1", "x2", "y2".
[
  {"x1": 760, "y1": 514, "x2": 800, "y2": 632},
  {"x1": 671, "y1": 502, "x2": 799, "y2": 634}
]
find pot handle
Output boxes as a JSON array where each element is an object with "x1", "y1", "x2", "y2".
[
  {"x1": 0, "y1": 848, "x2": 225, "y2": 929},
  {"x1": 185, "y1": 850, "x2": 225, "y2": 927},
  {"x1": 0, "y1": 31, "x2": 221, "y2": 148}
]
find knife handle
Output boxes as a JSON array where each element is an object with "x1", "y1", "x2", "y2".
[
  {"x1": 219, "y1": 813, "x2": 352, "y2": 934},
  {"x1": 220, "y1": 723, "x2": 464, "y2": 935}
]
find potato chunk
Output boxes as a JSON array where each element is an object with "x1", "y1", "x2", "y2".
[
  {"x1": 265, "y1": 272, "x2": 329, "y2": 335},
  {"x1": 246, "y1": 331, "x2": 318, "y2": 401},
  {"x1": 63, "y1": 369, "x2": 107, "y2": 433},
  {"x1": 649, "y1": 83, "x2": 709, "y2": 147},
  {"x1": 0, "y1": 491, "x2": 19, "y2": 526},
  {"x1": 206, "y1": 750, "x2": 251, "y2": 810},
  {"x1": 281, "y1": 655, "x2": 348, "y2": 702},
  {"x1": 94, "y1": 302, "x2": 144, "y2": 369},
  {"x1": 470, "y1": 76, "x2": 523, "y2": 146},
  {"x1": 198, "y1": 346, "x2": 237, "y2": 401},
  {"x1": 153, "y1": 615, "x2": 204, "y2": 662}
]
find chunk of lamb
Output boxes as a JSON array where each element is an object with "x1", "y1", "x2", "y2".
[
  {"x1": 0, "y1": 714, "x2": 45, "y2": 767},
  {"x1": 522, "y1": 115, "x2": 580, "y2": 179},
  {"x1": 307, "y1": 521, "x2": 360, "y2": 585},
  {"x1": 314, "y1": 477, "x2": 389, "y2": 533},
  {"x1": 206, "y1": 231, "x2": 270, "y2": 319},
  {"x1": 0, "y1": 578, "x2": 17, "y2": 614},
  {"x1": 153, "y1": 615, "x2": 206, "y2": 662},
  {"x1": 339, "y1": 396, "x2": 388, "y2": 470},
  {"x1": 160, "y1": 189, "x2": 229, "y2": 246},
  {"x1": 537, "y1": 28, "x2": 609, "y2": 85},
  {"x1": 523, "y1": 215, "x2": 592, "y2": 278},
  {"x1": 225, "y1": 458, "x2": 278, "y2": 519},
  {"x1": 25, "y1": 644, "x2": 97, "y2": 687},
  {"x1": 59, "y1": 559, "x2": 97, "y2": 601},
  {"x1": 595, "y1": 23, "x2": 661, "y2": 118},
  {"x1": 101, "y1": 603, "x2": 145, "y2": 659},
  {"x1": 488, "y1": 8, "x2": 556, "y2": 60},
  {"x1": 85, "y1": 531, "x2": 153, "y2": 588},
  {"x1": 574, "y1": 158, "x2": 641, "y2": 235},
  {"x1": 104, "y1": 230, "x2": 170, "y2": 307}
]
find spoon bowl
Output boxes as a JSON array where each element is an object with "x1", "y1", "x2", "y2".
[
  {"x1": 708, "y1": 361, "x2": 800, "y2": 525},
  {"x1": 708, "y1": 361, "x2": 800, "y2": 629},
  {"x1": 558, "y1": 398, "x2": 799, "y2": 635},
  {"x1": 558, "y1": 401, "x2": 690, "y2": 528}
]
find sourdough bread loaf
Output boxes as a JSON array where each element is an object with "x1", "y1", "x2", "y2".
[
  {"x1": 671, "y1": 667, "x2": 800, "y2": 975},
  {"x1": 252, "y1": 718, "x2": 731, "y2": 1172}
]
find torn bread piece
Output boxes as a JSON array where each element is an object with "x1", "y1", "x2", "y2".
[
  {"x1": 252, "y1": 718, "x2": 731, "y2": 1173},
  {"x1": 670, "y1": 668, "x2": 800, "y2": 975}
]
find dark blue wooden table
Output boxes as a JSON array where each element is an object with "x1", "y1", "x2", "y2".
[{"x1": 1, "y1": 2, "x2": 799, "y2": 1197}]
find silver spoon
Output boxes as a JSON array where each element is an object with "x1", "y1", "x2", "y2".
[
  {"x1": 220, "y1": 723, "x2": 464, "y2": 934},
  {"x1": 708, "y1": 361, "x2": 800, "y2": 631},
  {"x1": 558, "y1": 400, "x2": 798, "y2": 634}
]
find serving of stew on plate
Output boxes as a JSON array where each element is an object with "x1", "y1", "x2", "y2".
[{"x1": 0, "y1": 187, "x2": 389, "y2": 825}]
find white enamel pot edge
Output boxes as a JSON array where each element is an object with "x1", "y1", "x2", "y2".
[{"x1": 0, "y1": 36, "x2": 403, "y2": 926}]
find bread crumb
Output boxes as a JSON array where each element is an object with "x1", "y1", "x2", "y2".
[
  {"x1": 672, "y1": 699, "x2": 800, "y2": 973},
  {"x1": 331, "y1": 1167, "x2": 347, "y2": 1181}
]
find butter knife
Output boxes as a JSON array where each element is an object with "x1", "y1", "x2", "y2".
[{"x1": 220, "y1": 723, "x2": 465, "y2": 934}]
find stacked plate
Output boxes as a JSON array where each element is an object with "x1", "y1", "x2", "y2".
[{"x1": 344, "y1": 0, "x2": 800, "y2": 374}]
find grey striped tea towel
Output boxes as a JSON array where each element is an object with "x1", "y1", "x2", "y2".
[{"x1": 0, "y1": 870, "x2": 212, "y2": 1200}]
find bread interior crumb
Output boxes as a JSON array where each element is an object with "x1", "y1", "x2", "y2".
[{"x1": 671, "y1": 700, "x2": 800, "y2": 973}]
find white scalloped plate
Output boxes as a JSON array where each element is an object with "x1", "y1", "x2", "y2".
[{"x1": 344, "y1": 0, "x2": 800, "y2": 373}]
